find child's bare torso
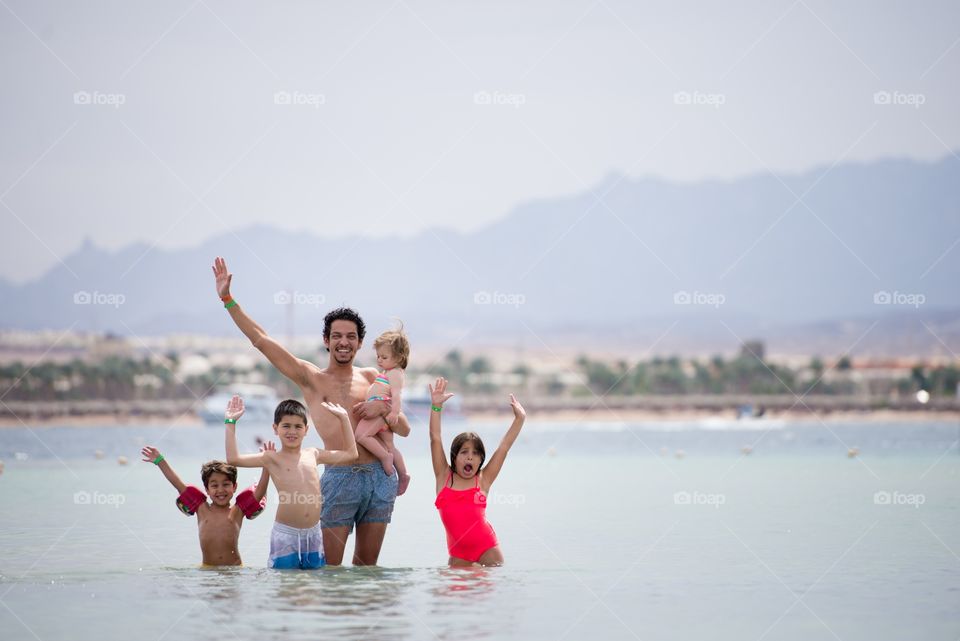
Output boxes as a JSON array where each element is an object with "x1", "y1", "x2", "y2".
[
  {"x1": 197, "y1": 503, "x2": 242, "y2": 566},
  {"x1": 267, "y1": 449, "x2": 322, "y2": 529}
]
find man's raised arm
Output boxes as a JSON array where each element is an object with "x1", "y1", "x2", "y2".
[{"x1": 212, "y1": 256, "x2": 311, "y2": 387}]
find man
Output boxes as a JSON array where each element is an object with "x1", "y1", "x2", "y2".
[{"x1": 211, "y1": 256, "x2": 410, "y2": 565}]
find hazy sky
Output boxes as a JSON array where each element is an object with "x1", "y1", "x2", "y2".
[{"x1": 1, "y1": 0, "x2": 958, "y2": 283}]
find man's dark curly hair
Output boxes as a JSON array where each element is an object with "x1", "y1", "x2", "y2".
[{"x1": 323, "y1": 307, "x2": 366, "y2": 343}]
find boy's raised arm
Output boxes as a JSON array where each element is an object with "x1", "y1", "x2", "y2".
[
  {"x1": 223, "y1": 395, "x2": 270, "y2": 468},
  {"x1": 314, "y1": 402, "x2": 359, "y2": 465},
  {"x1": 253, "y1": 441, "x2": 274, "y2": 501},
  {"x1": 479, "y1": 394, "x2": 526, "y2": 491},
  {"x1": 212, "y1": 256, "x2": 312, "y2": 388},
  {"x1": 141, "y1": 446, "x2": 187, "y2": 494}
]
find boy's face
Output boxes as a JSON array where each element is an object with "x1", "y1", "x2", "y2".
[
  {"x1": 205, "y1": 472, "x2": 237, "y2": 507},
  {"x1": 454, "y1": 441, "x2": 482, "y2": 478},
  {"x1": 376, "y1": 346, "x2": 398, "y2": 370},
  {"x1": 273, "y1": 414, "x2": 307, "y2": 448},
  {"x1": 324, "y1": 320, "x2": 361, "y2": 365}
]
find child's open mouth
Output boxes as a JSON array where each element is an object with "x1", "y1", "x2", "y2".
[{"x1": 463, "y1": 464, "x2": 473, "y2": 474}]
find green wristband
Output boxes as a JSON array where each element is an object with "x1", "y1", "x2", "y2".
[
  {"x1": 152, "y1": 454, "x2": 164, "y2": 465},
  {"x1": 431, "y1": 405, "x2": 442, "y2": 412},
  {"x1": 224, "y1": 418, "x2": 237, "y2": 424},
  {"x1": 224, "y1": 300, "x2": 238, "y2": 309}
]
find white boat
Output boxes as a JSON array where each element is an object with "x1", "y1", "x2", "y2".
[
  {"x1": 200, "y1": 384, "x2": 282, "y2": 425},
  {"x1": 396, "y1": 384, "x2": 467, "y2": 448},
  {"x1": 401, "y1": 383, "x2": 463, "y2": 419},
  {"x1": 696, "y1": 415, "x2": 786, "y2": 431}
]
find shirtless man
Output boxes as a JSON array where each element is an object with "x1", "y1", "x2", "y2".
[{"x1": 212, "y1": 256, "x2": 411, "y2": 565}]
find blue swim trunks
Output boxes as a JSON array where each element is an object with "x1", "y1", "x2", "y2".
[
  {"x1": 268, "y1": 521, "x2": 324, "y2": 569},
  {"x1": 320, "y1": 462, "x2": 398, "y2": 533}
]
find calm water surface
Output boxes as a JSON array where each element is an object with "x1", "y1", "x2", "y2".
[{"x1": 1, "y1": 419, "x2": 957, "y2": 640}]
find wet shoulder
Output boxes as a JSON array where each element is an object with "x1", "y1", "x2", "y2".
[
  {"x1": 308, "y1": 368, "x2": 339, "y2": 399},
  {"x1": 303, "y1": 364, "x2": 332, "y2": 392},
  {"x1": 309, "y1": 367, "x2": 374, "y2": 398}
]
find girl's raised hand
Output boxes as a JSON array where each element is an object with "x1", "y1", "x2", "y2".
[
  {"x1": 429, "y1": 377, "x2": 455, "y2": 407},
  {"x1": 225, "y1": 394, "x2": 245, "y2": 422},
  {"x1": 260, "y1": 440, "x2": 276, "y2": 452},
  {"x1": 509, "y1": 394, "x2": 526, "y2": 420}
]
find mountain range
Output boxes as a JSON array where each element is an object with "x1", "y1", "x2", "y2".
[{"x1": 1, "y1": 152, "x2": 958, "y2": 357}]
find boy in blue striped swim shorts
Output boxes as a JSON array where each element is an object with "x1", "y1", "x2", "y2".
[{"x1": 225, "y1": 395, "x2": 359, "y2": 569}]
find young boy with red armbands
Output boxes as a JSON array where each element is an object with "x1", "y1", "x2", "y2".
[{"x1": 141, "y1": 405, "x2": 271, "y2": 566}]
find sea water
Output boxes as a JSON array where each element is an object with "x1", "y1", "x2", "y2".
[{"x1": 1, "y1": 419, "x2": 958, "y2": 640}]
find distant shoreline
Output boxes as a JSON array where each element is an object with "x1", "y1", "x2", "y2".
[
  {"x1": 462, "y1": 408, "x2": 960, "y2": 424},
  {"x1": 1, "y1": 408, "x2": 957, "y2": 428},
  {"x1": 0, "y1": 414, "x2": 205, "y2": 428}
]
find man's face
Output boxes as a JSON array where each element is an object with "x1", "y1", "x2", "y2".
[{"x1": 324, "y1": 320, "x2": 361, "y2": 365}]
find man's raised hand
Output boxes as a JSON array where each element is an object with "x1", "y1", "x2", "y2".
[{"x1": 212, "y1": 256, "x2": 233, "y2": 299}]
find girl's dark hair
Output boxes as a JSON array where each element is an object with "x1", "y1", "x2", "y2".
[
  {"x1": 201, "y1": 460, "x2": 237, "y2": 488},
  {"x1": 450, "y1": 432, "x2": 486, "y2": 470},
  {"x1": 274, "y1": 399, "x2": 309, "y2": 426},
  {"x1": 323, "y1": 307, "x2": 366, "y2": 343}
]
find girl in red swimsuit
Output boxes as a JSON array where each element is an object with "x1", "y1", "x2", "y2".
[{"x1": 429, "y1": 377, "x2": 526, "y2": 567}]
